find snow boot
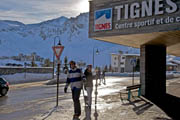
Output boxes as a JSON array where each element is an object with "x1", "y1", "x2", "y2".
[{"x1": 73, "y1": 115, "x2": 80, "y2": 120}]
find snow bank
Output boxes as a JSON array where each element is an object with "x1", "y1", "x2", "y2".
[
  {"x1": 1, "y1": 73, "x2": 52, "y2": 84},
  {"x1": 105, "y1": 72, "x2": 140, "y2": 77},
  {"x1": 46, "y1": 73, "x2": 67, "y2": 85}
]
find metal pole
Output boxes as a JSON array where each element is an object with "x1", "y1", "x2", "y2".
[
  {"x1": 52, "y1": 55, "x2": 55, "y2": 79},
  {"x1": 56, "y1": 60, "x2": 60, "y2": 107},
  {"x1": 132, "y1": 65, "x2": 134, "y2": 85},
  {"x1": 24, "y1": 62, "x2": 26, "y2": 79},
  {"x1": 94, "y1": 73, "x2": 98, "y2": 120},
  {"x1": 52, "y1": 39, "x2": 55, "y2": 79},
  {"x1": 93, "y1": 47, "x2": 94, "y2": 68}
]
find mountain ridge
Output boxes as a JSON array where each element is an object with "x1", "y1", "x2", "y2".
[{"x1": 0, "y1": 13, "x2": 140, "y2": 67}]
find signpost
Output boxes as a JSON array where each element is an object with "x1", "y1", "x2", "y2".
[
  {"x1": 130, "y1": 58, "x2": 137, "y2": 85},
  {"x1": 52, "y1": 41, "x2": 64, "y2": 107}
]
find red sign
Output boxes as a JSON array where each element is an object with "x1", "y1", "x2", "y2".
[
  {"x1": 52, "y1": 46, "x2": 64, "y2": 60},
  {"x1": 95, "y1": 23, "x2": 111, "y2": 30}
]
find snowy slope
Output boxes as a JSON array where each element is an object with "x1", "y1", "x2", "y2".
[{"x1": 0, "y1": 13, "x2": 140, "y2": 67}]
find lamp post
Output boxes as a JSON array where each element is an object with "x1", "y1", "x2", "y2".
[
  {"x1": 93, "y1": 47, "x2": 99, "y2": 68},
  {"x1": 52, "y1": 40, "x2": 64, "y2": 107},
  {"x1": 53, "y1": 36, "x2": 61, "y2": 79},
  {"x1": 56, "y1": 41, "x2": 61, "y2": 107},
  {"x1": 24, "y1": 62, "x2": 27, "y2": 79}
]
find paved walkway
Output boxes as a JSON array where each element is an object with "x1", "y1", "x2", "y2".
[{"x1": 33, "y1": 77, "x2": 180, "y2": 120}]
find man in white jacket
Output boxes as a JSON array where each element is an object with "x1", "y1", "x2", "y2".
[{"x1": 64, "y1": 61, "x2": 84, "y2": 120}]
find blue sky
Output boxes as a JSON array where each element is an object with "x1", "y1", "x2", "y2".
[{"x1": 0, "y1": 0, "x2": 89, "y2": 24}]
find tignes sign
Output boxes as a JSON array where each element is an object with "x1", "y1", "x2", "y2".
[
  {"x1": 115, "y1": 0, "x2": 178, "y2": 21},
  {"x1": 114, "y1": 0, "x2": 179, "y2": 30},
  {"x1": 92, "y1": 0, "x2": 180, "y2": 35},
  {"x1": 94, "y1": 8, "x2": 112, "y2": 31}
]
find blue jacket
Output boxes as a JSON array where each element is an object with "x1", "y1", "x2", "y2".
[{"x1": 66, "y1": 68, "x2": 84, "y2": 90}]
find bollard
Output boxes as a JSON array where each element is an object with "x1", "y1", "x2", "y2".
[
  {"x1": 128, "y1": 91, "x2": 131, "y2": 100},
  {"x1": 138, "y1": 88, "x2": 141, "y2": 97}
]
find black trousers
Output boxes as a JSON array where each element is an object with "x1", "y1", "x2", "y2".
[{"x1": 72, "y1": 88, "x2": 81, "y2": 116}]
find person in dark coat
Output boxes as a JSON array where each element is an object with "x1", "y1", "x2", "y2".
[{"x1": 84, "y1": 65, "x2": 94, "y2": 120}]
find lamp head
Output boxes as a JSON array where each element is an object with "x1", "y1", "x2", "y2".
[
  {"x1": 58, "y1": 40, "x2": 61, "y2": 46},
  {"x1": 96, "y1": 49, "x2": 99, "y2": 54}
]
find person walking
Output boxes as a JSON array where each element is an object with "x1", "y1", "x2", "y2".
[
  {"x1": 96, "y1": 67, "x2": 101, "y2": 85},
  {"x1": 84, "y1": 64, "x2": 94, "y2": 120},
  {"x1": 64, "y1": 61, "x2": 84, "y2": 120},
  {"x1": 102, "y1": 69, "x2": 106, "y2": 85}
]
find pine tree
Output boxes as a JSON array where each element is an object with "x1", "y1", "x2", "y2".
[
  {"x1": 109, "y1": 65, "x2": 112, "y2": 72},
  {"x1": 31, "y1": 56, "x2": 37, "y2": 67},
  {"x1": 63, "y1": 56, "x2": 68, "y2": 74},
  {"x1": 104, "y1": 65, "x2": 108, "y2": 72},
  {"x1": 43, "y1": 58, "x2": 51, "y2": 67}
]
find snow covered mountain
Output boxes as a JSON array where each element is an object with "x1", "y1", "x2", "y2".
[{"x1": 0, "y1": 13, "x2": 140, "y2": 67}]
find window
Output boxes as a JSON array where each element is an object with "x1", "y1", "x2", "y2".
[
  {"x1": 122, "y1": 57, "x2": 125, "y2": 59},
  {"x1": 121, "y1": 68, "x2": 124, "y2": 73}
]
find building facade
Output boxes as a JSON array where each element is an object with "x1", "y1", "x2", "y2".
[{"x1": 111, "y1": 53, "x2": 140, "y2": 72}]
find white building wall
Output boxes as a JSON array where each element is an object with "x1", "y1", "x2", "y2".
[{"x1": 111, "y1": 54, "x2": 120, "y2": 72}]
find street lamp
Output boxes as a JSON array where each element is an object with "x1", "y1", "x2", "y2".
[
  {"x1": 52, "y1": 39, "x2": 64, "y2": 107},
  {"x1": 53, "y1": 36, "x2": 61, "y2": 79},
  {"x1": 93, "y1": 47, "x2": 99, "y2": 68}
]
